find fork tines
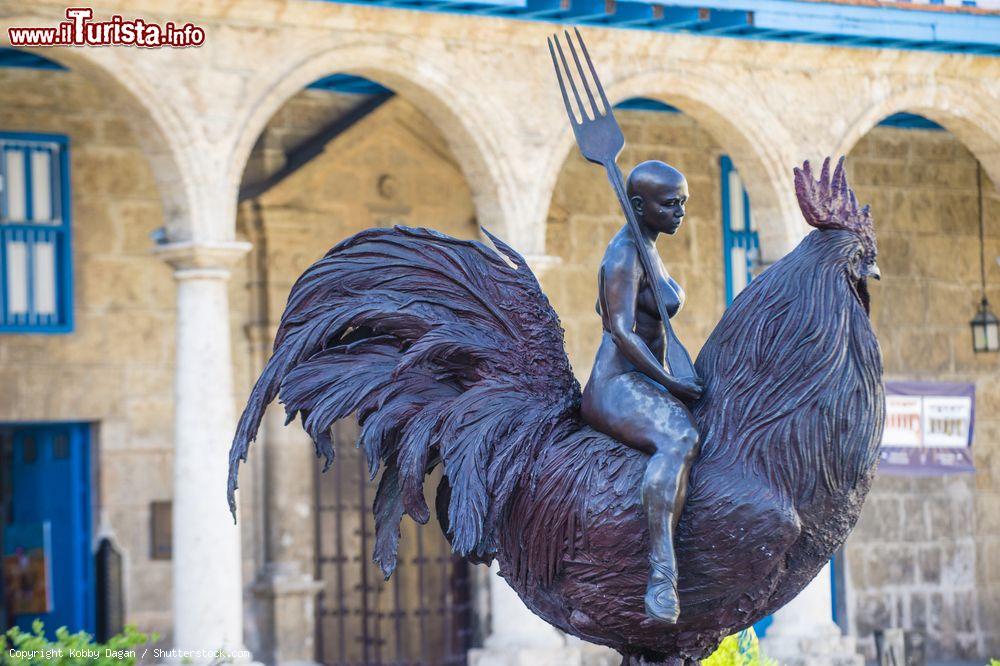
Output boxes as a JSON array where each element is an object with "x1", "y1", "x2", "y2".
[{"x1": 548, "y1": 27, "x2": 612, "y2": 124}]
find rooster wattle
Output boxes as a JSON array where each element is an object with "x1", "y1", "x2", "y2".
[{"x1": 228, "y1": 156, "x2": 885, "y2": 664}]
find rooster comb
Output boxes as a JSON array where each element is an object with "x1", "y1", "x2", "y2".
[{"x1": 794, "y1": 156, "x2": 875, "y2": 256}]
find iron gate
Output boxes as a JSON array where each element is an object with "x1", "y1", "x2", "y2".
[{"x1": 315, "y1": 421, "x2": 472, "y2": 665}]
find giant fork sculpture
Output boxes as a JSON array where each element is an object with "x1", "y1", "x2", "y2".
[{"x1": 548, "y1": 28, "x2": 695, "y2": 379}]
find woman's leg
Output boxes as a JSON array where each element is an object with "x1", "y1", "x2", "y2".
[
  {"x1": 582, "y1": 371, "x2": 701, "y2": 623},
  {"x1": 643, "y1": 414, "x2": 699, "y2": 623}
]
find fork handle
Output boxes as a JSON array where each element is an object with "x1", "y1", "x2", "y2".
[{"x1": 603, "y1": 161, "x2": 696, "y2": 381}]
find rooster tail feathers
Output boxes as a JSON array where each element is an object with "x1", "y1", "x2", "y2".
[
  {"x1": 398, "y1": 405, "x2": 445, "y2": 524},
  {"x1": 227, "y1": 226, "x2": 580, "y2": 576},
  {"x1": 228, "y1": 328, "x2": 307, "y2": 519},
  {"x1": 373, "y1": 458, "x2": 405, "y2": 578},
  {"x1": 481, "y1": 227, "x2": 527, "y2": 270}
]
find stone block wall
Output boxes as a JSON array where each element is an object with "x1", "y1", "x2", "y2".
[
  {"x1": 0, "y1": 66, "x2": 178, "y2": 639},
  {"x1": 243, "y1": 89, "x2": 480, "y2": 281},
  {"x1": 845, "y1": 125, "x2": 1000, "y2": 660}
]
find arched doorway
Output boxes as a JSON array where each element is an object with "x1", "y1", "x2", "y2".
[
  {"x1": 840, "y1": 111, "x2": 999, "y2": 661},
  {"x1": 234, "y1": 70, "x2": 484, "y2": 665},
  {"x1": 541, "y1": 95, "x2": 767, "y2": 376}
]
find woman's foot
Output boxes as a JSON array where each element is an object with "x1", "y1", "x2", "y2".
[{"x1": 644, "y1": 559, "x2": 680, "y2": 623}]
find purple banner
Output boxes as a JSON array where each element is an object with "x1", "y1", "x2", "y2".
[{"x1": 879, "y1": 381, "x2": 976, "y2": 475}]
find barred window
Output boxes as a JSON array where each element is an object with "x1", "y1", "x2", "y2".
[{"x1": 0, "y1": 133, "x2": 72, "y2": 332}]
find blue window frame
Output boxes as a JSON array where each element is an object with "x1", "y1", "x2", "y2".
[
  {"x1": 0, "y1": 132, "x2": 72, "y2": 333},
  {"x1": 724, "y1": 155, "x2": 768, "y2": 638},
  {"x1": 720, "y1": 155, "x2": 759, "y2": 306}
]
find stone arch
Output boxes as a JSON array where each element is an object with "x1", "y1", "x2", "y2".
[
  {"x1": 834, "y1": 80, "x2": 1000, "y2": 193},
  {"x1": 1, "y1": 18, "x2": 199, "y2": 240},
  {"x1": 227, "y1": 39, "x2": 510, "y2": 241},
  {"x1": 535, "y1": 66, "x2": 804, "y2": 261}
]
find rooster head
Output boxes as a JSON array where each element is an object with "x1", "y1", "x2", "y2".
[{"x1": 794, "y1": 156, "x2": 880, "y2": 314}]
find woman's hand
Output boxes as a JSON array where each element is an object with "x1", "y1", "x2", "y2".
[{"x1": 665, "y1": 375, "x2": 704, "y2": 403}]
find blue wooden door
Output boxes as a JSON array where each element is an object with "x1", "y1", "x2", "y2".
[{"x1": 5, "y1": 423, "x2": 93, "y2": 634}]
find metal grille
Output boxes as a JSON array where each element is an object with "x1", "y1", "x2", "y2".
[{"x1": 315, "y1": 421, "x2": 471, "y2": 666}]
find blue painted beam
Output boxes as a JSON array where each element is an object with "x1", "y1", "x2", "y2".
[
  {"x1": 604, "y1": 1, "x2": 662, "y2": 27},
  {"x1": 524, "y1": 0, "x2": 610, "y2": 21},
  {"x1": 877, "y1": 112, "x2": 945, "y2": 130},
  {"x1": 615, "y1": 97, "x2": 682, "y2": 112},
  {"x1": 684, "y1": 8, "x2": 753, "y2": 34},
  {"x1": 0, "y1": 47, "x2": 66, "y2": 71},
  {"x1": 307, "y1": 73, "x2": 393, "y2": 95},
  {"x1": 320, "y1": 0, "x2": 1000, "y2": 56},
  {"x1": 518, "y1": 0, "x2": 574, "y2": 19},
  {"x1": 628, "y1": 0, "x2": 1000, "y2": 48}
]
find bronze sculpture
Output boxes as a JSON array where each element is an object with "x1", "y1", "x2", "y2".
[
  {"x1": 581, "y1": 161, "x2": 702, "y2": 624},
  {"x1": 552, "y1": 31, "x2": 705, "y2": 624},
  {"x1": 227, "y1": 31, "x2": 885, "y2": 665}
]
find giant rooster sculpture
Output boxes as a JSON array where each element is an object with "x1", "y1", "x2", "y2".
[{"x1": 228, "y1": 157, "x2": 885, "y2": 664}]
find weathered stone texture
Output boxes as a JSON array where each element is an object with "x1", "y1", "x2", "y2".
[
  {"x1": 0, "y1": 67, "x2": 175, "y2": 641},
  {"x1": 845, "y1": 126, "x2": 1000, "y2": 660}
]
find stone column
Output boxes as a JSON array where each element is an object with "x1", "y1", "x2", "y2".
[
  {"x1": 251, "y1": 403, "x2": 324, "y2": 666},
  {"x1": 759, "y1": 564, "x2": 863, "y2": 666},
  {"x1": 155, "y1": 240, "x2": 253, "y2": 664},
  {"x1": 242, "y1": 207, "x2": 324, "y2": 666}
]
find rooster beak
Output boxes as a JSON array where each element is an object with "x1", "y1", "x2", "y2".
[{"x1": 867, "y1": 263, "x2": 881, "y2": 281}]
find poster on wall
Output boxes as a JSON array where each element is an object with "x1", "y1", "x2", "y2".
[
  {"x1": 2, "y1": 521, "x2": 54, "y2": 615},
  {"x1": 880, "y1": 381, "x2": 976, "y2": 475}
]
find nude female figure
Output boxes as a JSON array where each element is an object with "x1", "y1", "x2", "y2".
[{"x1": 580, "y1": 160, "x2": 704, "y2": 624}]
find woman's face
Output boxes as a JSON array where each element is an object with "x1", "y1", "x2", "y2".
[{"x1": 637, "y1": 179, "x2": 689, "y2": 235}]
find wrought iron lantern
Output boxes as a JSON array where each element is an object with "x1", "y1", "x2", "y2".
[
  {"x1": 971, "y1": 297, "x2": 999, "y2": 353},
  {"x1": 971, "y1": 163, "x2": 998, "y2": 353}
]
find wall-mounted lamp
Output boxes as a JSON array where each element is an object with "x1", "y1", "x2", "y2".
[
  {"x1": 971, "y1": 162, "x2": 998, "y2": 353},
  {"x1": 971, "y1": 298, "x2": 999, "y2": 353}
]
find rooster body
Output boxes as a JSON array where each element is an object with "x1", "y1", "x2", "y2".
[{"x1": 229, "y1": 159, "x2": 885, "y2": 663}]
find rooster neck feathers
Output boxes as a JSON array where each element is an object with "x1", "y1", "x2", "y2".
[{"x1": 690, "y1": 160, "x2": 885, "y2": 505}]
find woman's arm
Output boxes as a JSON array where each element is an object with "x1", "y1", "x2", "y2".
[{"x1": 601, "y1": 253, "x2": 701, "y2": 401}]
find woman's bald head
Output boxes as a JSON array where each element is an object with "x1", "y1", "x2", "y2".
[
  {"x1": 625, "y1": 161, "x2": 690, "y2": 236},
  {"x1": 626, "y1": 161, "x2": 686, "y2": 201}
]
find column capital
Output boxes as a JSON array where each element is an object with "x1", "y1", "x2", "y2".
[{"x1": 153, "y1": 240, "x2": 253, "y2": 279}]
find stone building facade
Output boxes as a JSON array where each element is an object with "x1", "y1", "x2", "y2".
[
  {"x1": 0, "y1": 63, "x2": 182, "y2": 634},
  {"x1": 844, "y1": 127, "x2": 1000, "y2": 661},
  {"x1": 0, "y1": 0, "x2": 998, "y2": 664}
]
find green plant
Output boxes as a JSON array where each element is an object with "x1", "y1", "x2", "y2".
[
  {"x1": 703, "y1": 629, "x2": 778, "y2": 666},
  {"x1": 0, "y1": 620, "x2": 157, "y2": 665}
]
